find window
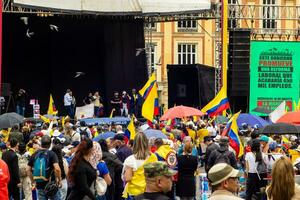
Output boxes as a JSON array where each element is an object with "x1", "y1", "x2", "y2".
[
  {"x1": 144, "y1": 22, "x2": 157, "y2": 31},
  {"x1": 228, "y1": 0, "x2": 238, "y2": 29},
  {"x1": 177, "y1": 20, "x2": 197, "y2": 32},
  {"x1": 262, "y1": 0, "x2": 277, "y2": 30},
  {"x1": 177, "y1": 44, "x2": 197, "y2": 64},
  {"x1": 145, "y1": 43, "x2": 157, "y2": 70}
]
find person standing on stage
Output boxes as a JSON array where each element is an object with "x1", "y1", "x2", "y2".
[
  {"x1": 15, "y1": 89, "x2": 26, "y2": 116},
  {"x1": 110, "y1": 92, "x2": 121, "y2": 117},
  {"x1": 64, "y1": 89, "x2": 73, "y2": 118},
  {"x1": 121, "y1": 91, "x2": 131, "y2": 117}
]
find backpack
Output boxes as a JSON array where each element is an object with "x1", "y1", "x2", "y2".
[
  {"x1": 32, "y1": 150, "x2": 50, "y2": 183},
  {"x1": 79, "y1": 128, "x2": 89, "y2": 140},
  {"x1": 214, "y1": 150, "x2": 231, "y2": 165},
  {"x1": 18, "y1": 154, "x2": 29, "y2": 178}
]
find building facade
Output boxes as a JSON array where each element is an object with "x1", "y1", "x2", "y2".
[{"x1": 145, "y1": 0, "x2": 300, "y2": 108}]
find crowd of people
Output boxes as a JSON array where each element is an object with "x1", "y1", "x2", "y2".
[{"x1": 0, "y1": 114, "x2": 300, "y2": 200}]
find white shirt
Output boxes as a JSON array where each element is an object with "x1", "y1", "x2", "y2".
[
  {"x1": 71, "y1": 131, "x2": 81, "y2": 142},
  {"x1": 64, "y1": 93, "x2": 72, "y2": 106},
  {"x1": 245, "y1": 152, "x2": 268, "y2": 173}
]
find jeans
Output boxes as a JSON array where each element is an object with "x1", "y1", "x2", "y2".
[
  {"x1": 16, "y1": 105, "x2": 25, "y2": 116},
  {"x1": 37, "y1": 189, "x2": 60, "y2": 200},
  {"x1": 65, "y1": 105, "x2": 73, "y2": 118},
  {"x1": 59, "y1": 179, "x2": 68, "y2": 200}
]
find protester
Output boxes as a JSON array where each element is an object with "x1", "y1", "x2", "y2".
[
  {"x1": 9, "y1": 124, "x2": 24, "y2": 144},
  {"x1": 114, "y1": 134, "x2": 133, "y2": 163},
  {"x1": 64, "y1": 89, "x2": 73, "y2": 118},
  {"x1": 110, "y1": 92, "x2": 121, "y2": 116},
  {"x1": 27, "y1": 135, "x2": 62, "y2": 200},
  {"x1": 67, "y1": 139, "x2": 96, "y2": 200},
  {"x1": 0, "y1": 158, "x2": 10, "y2": 200},
  {"x1": 121, "y1": 91, "x2": 131, "y2": 117},
  {"x1": 52, "y1": 144, "x2": 68, "y2": 200},
  {"x1": 18, "y1": 142, "x2": 32, "y2": 200},
  {"x1": 176, "y1": 142, "x2": 198, "y2": 200},
  {"x1": 245, "y1": 139, "x2": 268, "y2": 200},
  {"x1": 266, "y1": 156, "x2": 300, "y2": 200},
  {"x1": 2, "y1": 138, "x2": 20, "y2": 200},
  {"x1": 208, "y1": 163, "x2": 243, "y2": 200},
  {"x1": 207, "y1": 137, "x2": 237, "y2": 170},
  {"x1": 204, "y1": 136, "x2": 219, "y2": 172},
  {"x1": 93, "y1": 91, "x2": 104, "y2": 117},
  {"x1": 15, "y1": 88, "x2": 26, "y2": 116},
  {"x1": 135, "y1": 161, "x2": 176, "y2": 200},
  {"x1": 122, "y1": 132, "x2": 158, "y2": 199},
  {"x1": 99, "y1": 139, "x2": 123, "y2": 200}
]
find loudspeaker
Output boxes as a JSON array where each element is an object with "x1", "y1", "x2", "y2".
[
  {"x1": 228, "y1": 29, "x2": 251, "y2": 97},
  {"x1": 167, "y1": 64, "x2": 215, "y2": 108},
  {"x1": 228, "y1": 29, "x2": 251, "y2": 112},
  {"x1": 0, "y1": 83, "x2": 11, "y2": 97}
]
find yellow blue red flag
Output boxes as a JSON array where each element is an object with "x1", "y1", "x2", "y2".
[
  {"x1": 139, "y1": 73, "x2": 159, "y2": 121},
  {"x1": 47, "y1": 94, "x2": 58, "y2": 115},
  {"x1": 201, "y1": 86, "x2": 230, "y2": 117},
  {"x1": 222, "y1": 111, "x2": 244, "y2": 158},
  {"x1": 125, "y1": 116, "x2": 136, "y2": 140}
]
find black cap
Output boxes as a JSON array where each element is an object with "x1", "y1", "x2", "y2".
[
  {"x1": 113, "y1": 134, "x2": 125, "y2": 141},
  {"x1": 204, "y1": 136, "x2": 212, "y2": 143}
]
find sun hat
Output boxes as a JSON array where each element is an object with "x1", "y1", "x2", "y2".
[{"x1": 208, "y1": 163, "x2": 243, "y2": 185}]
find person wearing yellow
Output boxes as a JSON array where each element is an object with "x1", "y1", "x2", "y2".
[
  {"x1": 0, "y1": 128, "x2": 10, "y2": 143},
  {"x1": 122, "y1": 132, "x2": 158, "y2": 199}
]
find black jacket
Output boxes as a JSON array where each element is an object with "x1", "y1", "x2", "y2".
[
  {"x1": 2, "y1": 149, "x2": 20, "y2": 185},
  {"x1": 207, "y1": 146, "x2": 238, "y2": 170}
]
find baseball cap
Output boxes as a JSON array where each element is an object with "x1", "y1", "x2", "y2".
[
  {"x1": 208, "y1": 163, "x2": 243, "y2": 185},
  {"x1": 113, "y1": 134, "x2": 125, "y2": 141},
  {"x1": 260, "y1": 135, "x2": 269, "y2": 143},
  {"x1": 144, "y1": 161, "x2": 177, "y2": 178}
]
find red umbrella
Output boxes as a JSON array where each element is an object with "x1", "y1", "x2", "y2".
[
  {"x1": 160, "y1": 105, "x2": 204, "y2": 121},
  {"x1": 276, "y1": 111, "x2": 300, "y2": 125}
]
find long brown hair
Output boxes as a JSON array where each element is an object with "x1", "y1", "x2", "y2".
[
  {"x1": 67, "y1": 139, "x2": 93, "y2": 184},
  {"x1": 133, "y1": 132, "x2": 150, "y2": 160},
  {"x1": 267, "y1": 156, "x2": 295, "y2": 200}
]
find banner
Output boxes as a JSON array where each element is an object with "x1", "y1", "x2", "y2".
[
  {"x1": 249, "y1": 41, "x2": 300, "y2": 115},
  {"x1": 75, "y1": 104, "x2": 94, "y2": 119}
]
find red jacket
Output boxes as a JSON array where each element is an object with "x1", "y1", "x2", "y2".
[{"x1": 0, "y1": 159, "x2": 10, "y2": 200}]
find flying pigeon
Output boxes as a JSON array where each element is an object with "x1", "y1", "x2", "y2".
[
  {"x1": 74, "y1": 72, "x2": 85, "y2": 78},
  {"x1": 20, "y1": 17, "x2": 29, "y2": 25},
  {"x1": 135, "y1": 48, "x2": 145, "y2": 56},
  {"x1": 26, "y1": 29, "x2": 34, "y2": 38},
  {"x1": 50, "y1": 24, "x2": 59, "y2": 32}
]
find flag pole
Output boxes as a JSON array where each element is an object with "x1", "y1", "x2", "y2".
[{"x1": 221, "y1": 0, "x2": 228, "y2": 91}]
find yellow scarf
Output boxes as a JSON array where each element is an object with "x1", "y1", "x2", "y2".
[{"x1": 122, "y1": 153, "x2": 158, "y2": 198}]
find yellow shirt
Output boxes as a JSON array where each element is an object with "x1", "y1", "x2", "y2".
[{"x1": 0, "y1": 129, "x2": 10, "y2": 143}]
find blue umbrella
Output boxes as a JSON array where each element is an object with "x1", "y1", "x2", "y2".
[
  {"x1": 144, "y1": 129, "x2": 167, "y2": 139},
  {"x1": 237, "y1": 113, "x2": 270, "y2": 128},
  {"x1": 93, "y1": 131, "x2": 116, "y2": 142}
]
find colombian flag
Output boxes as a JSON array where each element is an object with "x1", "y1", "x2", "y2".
[
  {"x1": 139, "y1": 73, "x2": 159, "y2": 121},
  {"x1": 222, "y1": 111, "x2": 244, "y2": 158},
  {"x1": 201, "y1": 86, "x2": 230, "y2": 117},
  {"x1": 47, "y1": 94, "x2": 58, "y2": 115},
  {"x1": 125, "y1": 116, "x2": 136, "y2": 140}
]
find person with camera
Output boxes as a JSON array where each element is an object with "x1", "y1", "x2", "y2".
[{"x1": 27, "y1": 135, "x2": 62, "y2": 200}]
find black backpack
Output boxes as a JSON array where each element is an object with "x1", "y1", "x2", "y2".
[{"x1": 79, "y1": 128, "x2": 89, "y2": 140}]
